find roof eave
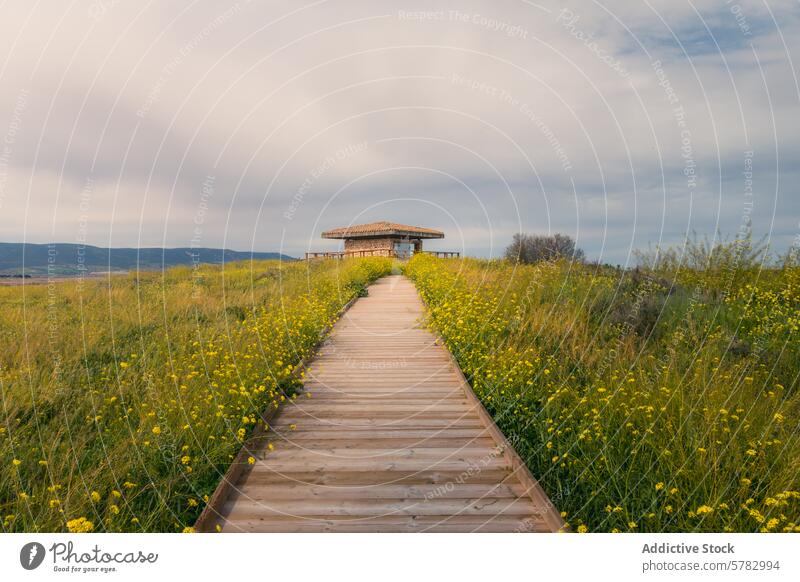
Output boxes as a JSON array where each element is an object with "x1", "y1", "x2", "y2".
[{"x1": 321, "y1": 229, "x2": 444, "y2": 240}]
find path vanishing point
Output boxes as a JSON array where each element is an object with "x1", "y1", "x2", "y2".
[{"x1": 197, "y1": 275, "x2": 563, "y2": 532}]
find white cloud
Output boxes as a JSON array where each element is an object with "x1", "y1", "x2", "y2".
[{"x1": 0, "y1": 0, "x2": 797, "y2": 261}]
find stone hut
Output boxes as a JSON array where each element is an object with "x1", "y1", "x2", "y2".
[{"x1": 308, "y1": 221, "x2": 451, "y2": 259}]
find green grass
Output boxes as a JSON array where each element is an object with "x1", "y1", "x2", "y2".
[
  {"x1": 4, "y1": 245, "x2": 798, "y2": 533},
  {"x1": 0, "y1": 257, "x2": 393, "y2": 532},
  {"x1": 404, "y1": 253, "x2": 800, "y2": 532}
]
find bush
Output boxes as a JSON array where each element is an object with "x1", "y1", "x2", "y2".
[{"x1": 505, "y1": 233, "x2": 584, "y2": 264}]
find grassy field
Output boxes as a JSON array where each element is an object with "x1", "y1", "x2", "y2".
[
  {"x1": 0, "y1": 257, "x2": 393, "y2": 532},
  {"x1": 2, "y1": 247, "x2": 798, "y2": 533},
  {"x1": 404, "y1": 250, "x2": 799, "y2": 532}
]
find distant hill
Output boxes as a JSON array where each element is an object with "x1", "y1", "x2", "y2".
[{"x1": 0, "y1": 242, "x2": 295, "y2": 275}]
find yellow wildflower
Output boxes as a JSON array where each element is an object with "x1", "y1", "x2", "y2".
[{"x1": 66, "y1": 517, "x2": 94, "y2": 533}]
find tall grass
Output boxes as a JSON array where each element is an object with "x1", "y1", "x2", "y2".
[
  {"x1": 0, "y1": 257, "x2": 393, "y2": 532},
  {"x1": 404, "y1": 251, "x2": 799, "y2": 532}
]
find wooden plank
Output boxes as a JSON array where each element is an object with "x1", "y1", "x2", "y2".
[
  {"x1": 263, "y1": 438, "x2": 498, "y2": 449},
  {"x1": 222, "y1": 497, "x2": 542, "y2": 519},
  {"x1": 258, "y1": 447, "x2": 506, "y2": 462},
  {"x1": 298, "y1": 396, "x2": 466, "y2": 402},
  {"x1": 246, "y1": 457, "x2": 511, "y2": 473},
  {"x1": 239, "y1": 469, "x2": 516, "y2": 487},
  {"x1": 222, "y1": 516, "x2": 550, "y2": 533},
  {"x1": 292, "y1": 408, "x2": 475, "y2": 415},
  {"x1": 230, "y1": 483, "x2": 524, "y2": 502},
  {"x1": 268, "y1": 418, "x2": 486, "y2": 429},
  {"x1": 266, "y1": 428, "x2": 491, "y2": 438}
]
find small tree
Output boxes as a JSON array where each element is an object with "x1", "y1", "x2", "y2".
[{"x1": 505, "y1": 233, "x2": 584, "y2": 264}]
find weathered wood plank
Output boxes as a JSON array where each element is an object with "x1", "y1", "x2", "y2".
[
  {"x1": 229, "y1": 483, "x2": 524, "y2": 501},
  {"x1": 222, "y1": 497, "x2": 542, "y2": 519},
  {"x1": 264, "y1": 438, "x2": 498, "y2": 449},
  {"x1": 239, "y1": 469, "x2": 516, "y2": 487},
  {"x1": 222, "y1": 516, "x2": 550, "y2": 533}
]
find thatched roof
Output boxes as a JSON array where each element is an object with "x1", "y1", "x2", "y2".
[{"x1": 321, "y1": 221, "x2": 444, "y2": 240}]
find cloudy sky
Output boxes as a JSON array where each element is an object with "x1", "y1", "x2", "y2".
[{"x1": 0, "y1": 0, "x2": 797, "y2": 263}]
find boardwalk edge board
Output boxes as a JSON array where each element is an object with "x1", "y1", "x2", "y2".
[
  {"x1": 431, "y1": 325, "x2": 567, "y2": 533},
  {"x1": 193, "y1": 294, "x2": 361, "y2": 532}
]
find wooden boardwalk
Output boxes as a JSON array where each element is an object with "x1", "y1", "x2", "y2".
[{"x1": 199, "y1": 275, "x2": 563, "y2": 532}]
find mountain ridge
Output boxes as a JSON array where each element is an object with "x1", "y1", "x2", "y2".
[{"x1": 0, "y1": 242, "x2": 295, "y2": 275}]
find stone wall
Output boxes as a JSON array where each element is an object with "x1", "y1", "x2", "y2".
[
  {"x1": 341, "y1": 236, "x2": 424, "y2": 257},
  {"x1": 344, "y1": 237, "x2": 395, "y2": 253}
]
